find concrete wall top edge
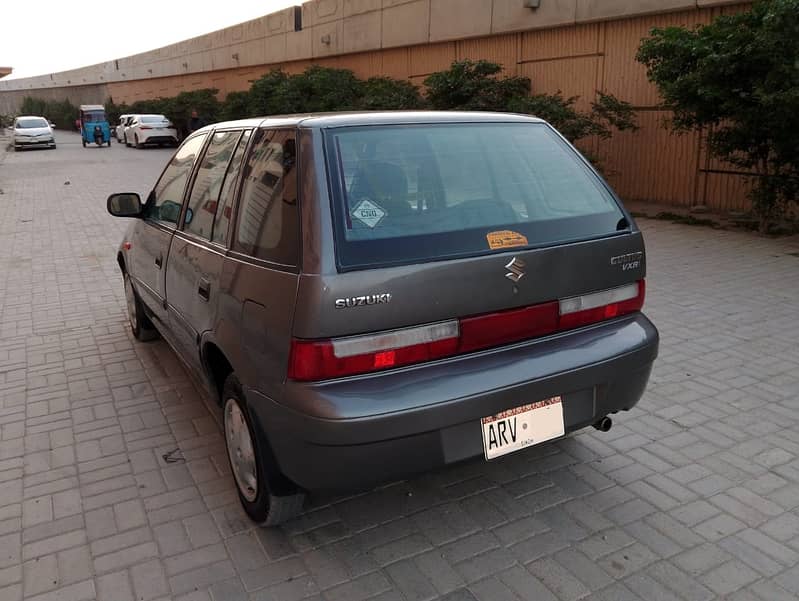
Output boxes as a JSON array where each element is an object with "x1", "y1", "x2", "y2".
[{"x1": 0, "y1": 0, "x2": 750, "y2": 92}]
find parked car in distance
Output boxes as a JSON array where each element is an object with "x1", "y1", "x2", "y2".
[
  {"x1": 121, "y1": 115, "x2": 137, "y2": 146},
  {"x1": 114, "y1": 114, "x2": 130, "y2": 141},
  {"x1": 107, "y1": 112, "x2": 659, "y2": 525},
  {"x1": 126, "y1": 114, "x2": 178, "y2": 148},
  {"x1": 13, "y1": 116, "x2": 56, "y2": 150}
]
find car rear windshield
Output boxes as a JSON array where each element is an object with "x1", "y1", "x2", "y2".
[
  {"x1": 141, "y1": 116, "x2": 167, "y2": 124},
  {"x1": 17, "y1": 118, "x2": 48, "y2": 128},
  {"x1": 326, "y1": 122, "x2": 627, "y2": 270}
]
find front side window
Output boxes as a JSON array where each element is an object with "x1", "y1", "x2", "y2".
[
  {"x1": 144, "y1": 134, "x2": 207, "y2": 225},
  {"x1": 234, "y1": 129, "x2": 299, "y2": 266},
  {"x1": 327, "y1": 122, "x2": 625, "y2": 269},
  {"x1": 183, "y1": 130, "x2": 243, "y2": 240}
]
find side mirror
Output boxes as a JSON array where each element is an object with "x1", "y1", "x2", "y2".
[{"x1": 107, "y1": 193, "x2": 143, "y2": 217}]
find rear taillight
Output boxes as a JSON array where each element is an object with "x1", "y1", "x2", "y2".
[
  {"x1": 558, "y1": 281, "x2": 644, "y2": 329},
  {"x1": 288, "y1": 280, "x2": 645, "y2": 381},
  {"x1": 288, "y1": 321, "x2": 459, "y2": 381}
]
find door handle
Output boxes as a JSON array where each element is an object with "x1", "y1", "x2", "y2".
[
  {"x1": 155, "y1": 254, "x2": 163, "y2": 269},
  {"x1": 198, "y1": 278, "x2": 211, "y2": 301}
]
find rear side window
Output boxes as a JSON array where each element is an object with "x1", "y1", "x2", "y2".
[
  {"x1": 233, "y1": 129, "x2": 299, "y2": 266},
  {"x1": 213, "y1": 130, "x2": 251, "y2": 245},
  {"x1": 327, "y1": 123, "x2": 625, "y2": 269},
  {"x1": 183, "y1": 130, "x2": 243, "y2": 240}
]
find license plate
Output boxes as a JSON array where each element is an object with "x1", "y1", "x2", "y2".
[{"x1": 481, "y1": 397, "x2": 564, "y2": 460}]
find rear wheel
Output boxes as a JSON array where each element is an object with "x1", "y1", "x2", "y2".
[
  {"x1": 124, "y1": 274, "x2": 158, "y2": 341},
  {"x1": 135, "y1": 135, "x2": 142, "y2": 149},
  {"x1": 124, "y1": 134, "x2": 130, "y2": 147},
  {"x1": 222, "y1": 374, "x2": 305, "y2": 525},
  {"x1": 82, "y1": 139, "x2": 86, "y2": 148}
]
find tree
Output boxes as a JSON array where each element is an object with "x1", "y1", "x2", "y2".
[
  {"x1": 637, "y1": 0, "x2": 799, "y2": 229},
  {"x1": 425, "y1": 60, "x2": 636, "y2": 144},
  {"x1": 508, "y1": 92, "x2": 637, "y2": 142},
  {"x1": 424, "y1": 60, "x2": 530, "y2": 111},
  {"x1": 20, "y1": 96, "x2": 77, "y2": 129}
]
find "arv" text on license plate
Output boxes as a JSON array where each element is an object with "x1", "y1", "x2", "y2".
[{"x1": 481, "y1": 397, "x2": 565, "y2": 460}]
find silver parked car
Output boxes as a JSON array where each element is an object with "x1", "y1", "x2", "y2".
[
  {"x1": 13, "y1": 116, "x2": 56, "y2": 150},
  {"x1": 107, "y1": 112, "x2": 659, "y2": 525}
]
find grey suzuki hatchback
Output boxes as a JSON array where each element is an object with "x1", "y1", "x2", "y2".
[{"x1": 108, "y1": 112, "x2": 658, "y2": 525}]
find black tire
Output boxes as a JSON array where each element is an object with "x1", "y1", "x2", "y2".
[
  {"x1": 124, "y1": 273, "x2": 158, "y2": 341},
  {"x1": 108, "y1": 139, "x2": 112, "y2": 147},
  {"x1": 124, "y1": 134, "x2": 130, "y2": 147},
  {"x1": 82, "y1": 139, "x2": 86, "y2": 148},
  {"x1": 135, "y1": 135, "x2": 142, "y2": 149},
  {"x1": 222, "y1": 374, "x2": 305, "y2": 525}
]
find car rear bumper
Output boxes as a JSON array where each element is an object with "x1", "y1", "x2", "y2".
[
  {"x1": 140, "y1": 133, "x2": 178, "y2": 145},
  {"x1": 247, "y1": 313, "x2": 659, "y2": 491}
]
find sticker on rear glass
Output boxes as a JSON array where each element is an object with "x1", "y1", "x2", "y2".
[
  {"x1": 351, "y1": 199, "x2": 386, "y2": 228},
  {"x1": 487, "y1": 230, "x2": 528, "y2": 250}
]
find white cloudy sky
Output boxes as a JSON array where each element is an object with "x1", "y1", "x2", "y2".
[{"x1": 1, "y1": 0, "x2": 296, "y2": 79}]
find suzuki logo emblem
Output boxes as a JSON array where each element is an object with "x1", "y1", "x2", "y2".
[{"x1": 505, "y1": 257, "x2": 526, "y2": 283}]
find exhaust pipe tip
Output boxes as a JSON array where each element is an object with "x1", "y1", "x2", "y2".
[{"x1": 593, "y1": 416, "x2": 612, "y2": 432}]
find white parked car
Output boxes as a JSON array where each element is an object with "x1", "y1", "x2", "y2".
[
  {"x1": 12, "y1": 116, "x2": 56, "y2": 151},
  {"x1": 114, "y1": 114, "x2": 131, "y2": 141},
  {"x1": 121, "y1": 115, "x2": 138, "y2": 146},
  {"x1": 126, "y1": 114, "x2": 178, "y2": 148}
]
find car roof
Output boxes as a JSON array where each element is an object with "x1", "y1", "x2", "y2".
[
  {"x1": 192, "y1": 111, "x2": 545, "y2": 135},
  {"x1": 15, "y1": 115, "x2": 48, "y2": 120},
  {"x1": 137, "y1": 114, "x2": 169, "y2": 119}
]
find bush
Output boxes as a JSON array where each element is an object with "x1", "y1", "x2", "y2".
[
  {"x1": 16, "y1": 60, "x2": 633, "y2": 154},
  {"x1": 637, "y1": 0, "x2": 799, "y2": 229},
  {"x1": 221, "y1": 91, "x2": 251, "y2": 121},
  {"x1": 249, "y1": 66, "x2": 363, "y2": 115},
  {"x1": 358, "y1": 77, "x2": 425, "y2": 110}
]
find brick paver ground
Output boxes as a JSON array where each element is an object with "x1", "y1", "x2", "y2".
[{"x1": 1, "y1": 129, "x2": 798, "y2": 600}]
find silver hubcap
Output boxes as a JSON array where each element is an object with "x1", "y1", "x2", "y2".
[
  {"x1": 124, "y1": 277, "x2": 138, "y2": 331},
  {"x1": 224, "y1": 398, "x2": 258, "y2": 502}
]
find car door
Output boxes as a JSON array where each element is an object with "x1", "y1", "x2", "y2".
[
  {"x1": 131, "y1": 133, "x2": 208, "y2": 327},
  {"x1": 125, "y1": 117, "x2": 137, "y2": 144},
  {"x1": 166, "y1": 129, "x2": 252, "y2": 374},
  {"x1": 222, "y1": 128, "x2": 301, "y2": 394}
]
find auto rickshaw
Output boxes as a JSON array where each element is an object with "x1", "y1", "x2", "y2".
[{"x1": 79, "y1": 105, "x2": 111, "y2": 147}]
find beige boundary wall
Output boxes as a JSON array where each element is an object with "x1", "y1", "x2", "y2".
[{"x1": 0, "y1": 0, "x2": 752, "y2": 211}]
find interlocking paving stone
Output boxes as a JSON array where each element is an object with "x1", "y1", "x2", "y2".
[{"x1": 2, "y1": 130, "x2": 799, "y2": 599}]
